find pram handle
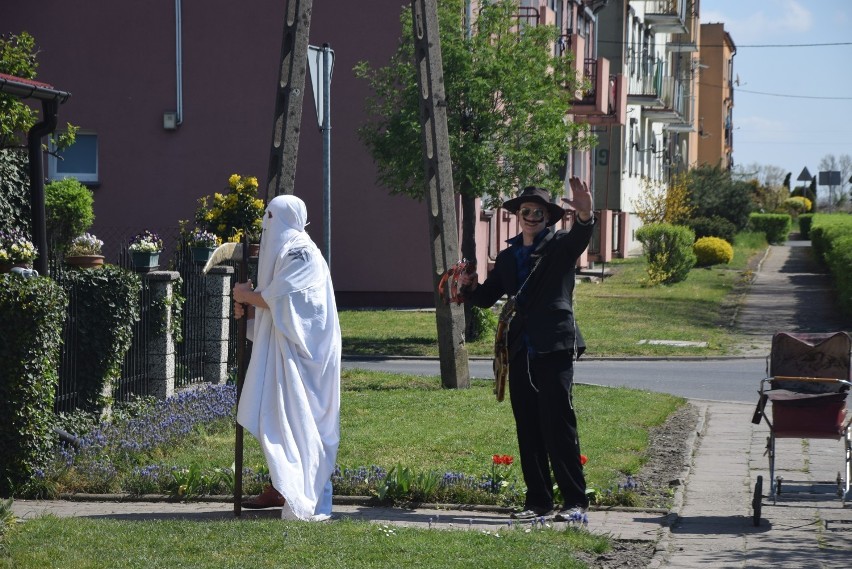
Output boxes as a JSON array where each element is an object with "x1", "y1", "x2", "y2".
[{"x1": 759, "y1": 376, "x2": 852, "y2": 394}]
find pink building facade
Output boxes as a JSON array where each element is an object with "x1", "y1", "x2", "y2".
[{"x1": 2, "y1": 1, "x2": 625, "y2": 306}]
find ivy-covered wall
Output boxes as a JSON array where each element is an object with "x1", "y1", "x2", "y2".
[
  {"x1": 60, "y1": 266, "x2": 141, "y2": 413},
  {"x1": 0, "y1": 274, "x2": 66, "y2": 497}
]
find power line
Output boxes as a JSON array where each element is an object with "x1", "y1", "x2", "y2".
[
  {"x1": 735, "y1": 42, "x2": 852, "y2": 48},
  {"x1": 735, "y1": 88, "x2": 852, "y2": 100}
]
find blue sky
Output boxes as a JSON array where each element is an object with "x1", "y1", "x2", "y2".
[{"x1": 700, "y1": 0, "x2": 851, "y2": 186}]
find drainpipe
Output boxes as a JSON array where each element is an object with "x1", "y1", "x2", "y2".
[
  {"x1": 175, "y1": 0, "x2": 184, "y2": 125},
  {"x1": 28, "y1": 99, "x2": 60, "y2": 276}
]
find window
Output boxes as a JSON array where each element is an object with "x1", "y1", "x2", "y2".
[{"x1": 49, "y1": 132, "x2": 98, "y2": 184}]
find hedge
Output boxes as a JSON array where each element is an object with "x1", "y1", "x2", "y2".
[
  {"x1": 60, "y1": 265, "x2": 142, "y2": 413},
  {"x1": 747, "y1": 213, "x2": 791, "y2": 244},
  {"x1": 810, "y1": 214, "x2": 852, "y2": 318},
  {"x1": 0, "y1": 274, "x2": 66, "y2": 496}
]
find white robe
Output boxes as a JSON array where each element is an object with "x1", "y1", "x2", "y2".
[{"x1": 236, "y1": 196, "x2": 341, "y2": 521}]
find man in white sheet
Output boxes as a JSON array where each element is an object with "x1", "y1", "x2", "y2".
[{"x1": 232, "y1": 194, "x2": 341, "y2": 521}]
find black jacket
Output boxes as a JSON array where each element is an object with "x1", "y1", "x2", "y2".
[{"x1": 467, "y1": 220, "x2": 594, "y2": 358}]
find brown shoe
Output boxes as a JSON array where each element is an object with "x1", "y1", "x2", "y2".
[{"x1": 242, "y1": 485, "x2": 286, "y2": 509}]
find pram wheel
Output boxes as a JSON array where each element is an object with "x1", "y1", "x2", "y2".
[{"x1": 752, "y1": 475, "x2": 763, "y2": 527}]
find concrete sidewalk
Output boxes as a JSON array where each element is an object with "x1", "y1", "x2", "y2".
[{"x1": 10, "y1": 240, "x2": 852, "y2": 567}]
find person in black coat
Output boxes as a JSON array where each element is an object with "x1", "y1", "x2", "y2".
[{"x1": 459, "y1": 177, "x2": 595, "y2": 521}]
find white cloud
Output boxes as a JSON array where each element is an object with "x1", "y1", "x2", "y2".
[{"x1": 703, "y1": 0, "x2": 814, "y2": 43}]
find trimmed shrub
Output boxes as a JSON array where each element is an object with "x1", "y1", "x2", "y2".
[
  {"x1": 809, "y1": 214, "x2": 852, "y2": 318},
  {"x1": 686, "y1": 215, "x2": 736, "y2": 243},
  {"x1": 748, "y1": 213, "x2": 791, "y2": 244},
  {"x1": 635, "y1": 223, "x2": 696, "y2": 285},
  {"x1": 798, "y1": 213, "x2": 814, "y2": 239},
  {"x1": 693, "y1": 236, "x2": 734, "y2": 267},
  {"x1": 45, "y1": 178, "x2": 94, "y2": 251},
  {"x1": 824, "y1": 234, "x2": 852, "y2": 317},
  {"x1": 60, "y1": 266, "x2": 141, "y2": 414},
  {"x1": 0, "y1": 274, "x2": 66, "y2": 497},
  {"x1": 810, "y1": 213, "x2": 852, "y2": 263}
]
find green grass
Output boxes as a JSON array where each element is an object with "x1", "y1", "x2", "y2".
[
  {"x1": 1, "y1": 517, "x2": 608, "y2": 569},
  {"x1": 340, "y1": 232, "x2": 768, "y2": 358},
  {"x1": 139, "y1": 371, "x2": 682, "y2": 503}
]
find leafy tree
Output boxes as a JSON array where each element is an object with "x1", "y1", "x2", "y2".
[
  {"x1": 0, "y1": 32, "x2": 39, "y2": 147},
  {"x1": 686, "y1": 165, "x2": 753, "y2": 230},
  {"x1": 355, "y1": 0, "x2": 590, "y2": 265}
]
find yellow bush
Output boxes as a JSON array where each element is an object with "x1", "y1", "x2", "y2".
[{"x1": 693, "y1": 236, "x2": 733, "y2": 267}]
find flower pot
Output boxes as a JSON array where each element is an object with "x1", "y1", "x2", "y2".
[
  {"x1": 131, "y1": 251, "x2": 160, "y2": 273},
  {"x1": 190, "y1": 246, "x2": 216, "y2": 264},
  {"x1": 65, "y1": 254, "x2": 105, "y2": 269}
]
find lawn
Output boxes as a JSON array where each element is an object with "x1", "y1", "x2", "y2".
[{"x1": 340, "y1": 231, "x2": 767, "y2": 358}]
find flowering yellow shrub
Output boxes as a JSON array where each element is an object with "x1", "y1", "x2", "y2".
[
  {"x1": 693, "y1": 236, "x2": 734, "y2": 267},
  {"x1": 195, "y1": 174, "x2": 265, "y2": 242},
  {"x1": 784, "y1": 196, "x2": 812, "y2": 214}
]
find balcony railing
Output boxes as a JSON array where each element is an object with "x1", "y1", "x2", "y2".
[
  {"x1": 645, "y1": 75, "x2": 689, "y2": 123},
  {"x1": 642, "y1": 0, "x2": 689, "y2": 34}
]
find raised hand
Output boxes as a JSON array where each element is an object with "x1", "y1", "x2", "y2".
[{"x1": 562, "y1": 177, "x2": 593, "y2": 219}]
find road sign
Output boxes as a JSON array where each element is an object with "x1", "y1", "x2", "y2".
[
  {"x1": 818, "y1": 171, "x2": 841, "y2": 186},
  {"x1": 307, "y1": 44, "x2": 334, "y2": 129}
]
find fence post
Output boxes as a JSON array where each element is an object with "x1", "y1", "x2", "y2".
[
  {"x1": 145, "y1": 271, "x2": 181, "y2": 399},
  {"x1": 203, "y1": 265, "x2": 234, "y2": 384}
]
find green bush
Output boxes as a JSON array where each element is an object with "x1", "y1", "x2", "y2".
[
  {"x1": 45, "y1": 178, "x2": 94, "y2": 251},
  {"x1": 810, "y1": 214, "x2": 852, "y2": 263},
  {"x1": 0, "y1": 274, "x2": 66, "y2": 497},
  {"x1": 0, "y1": 149, "x2": 31, "y2": 238},
  {"x1": 824, "y1": 234, "x2": 852, "y2": 317},
  {"x1": 686, "y1": 165, "x2": 754, "y2": 230},
  {"x1": 747, "y1": 213, "x2": 791, "y2": 244},
  {"x1": 798, "y1": 213, "x2": 814, "y2": 239},
  {"x1": 686, "y1": 215, "x2": 736, "y2": 243},
  {"x1": 635, "y1": 223, "x2": 696, "y2": 285},
  {"x1": 60, "y1": 266, "x2": 141, "y2": 414},
  {"x1": 693, "y1": 236, "x2": 734, "y2": 267}
]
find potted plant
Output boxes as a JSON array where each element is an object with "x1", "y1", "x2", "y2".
[
  {"x1": 186, "y1": 227, "x2": 220, "y2": 264},
  {"x1": 0, "y1": 228, "x2": 37, "y2": 272},
  {"x1": 128, "y1": 230, "x2": 163, "y2": 272},
  {"x1": 65, "y1": 233, "x2": 105, "y2": 269},
  {"x1": 195, "y1": 174, "x2": 265, "y2": 253}
]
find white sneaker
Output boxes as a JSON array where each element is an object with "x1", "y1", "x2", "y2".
[{"x1": 553, "y1": 506, "x2": 588, "y2": 523}]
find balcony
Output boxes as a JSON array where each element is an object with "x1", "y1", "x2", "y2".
[
  {"x1": 642, "y1": 0, "x2": 689, "y2": 34},
  {"x1": 666, "y1": 2, "x2": 698, "y2": 52},
  {"x1": 643, "y1": 76, "x2": 688, "y2": 123},
  {"x1": 571, "y1": 58, "x2": 626, "y2": 126},
  {"x1": 627, "y1": 59, "x2": 664, "y2": 106}
]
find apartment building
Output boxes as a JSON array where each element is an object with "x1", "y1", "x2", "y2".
[
  {"x1": 696, "y1": 22, "x2": 736, "y2": 170},
  {"x1": 596, "y1": 0, "x2": 703, "y2": 255}
]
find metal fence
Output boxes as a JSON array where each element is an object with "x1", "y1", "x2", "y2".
[{"x1": 51, "y1": 229, "x2": 253, "y2": 413}]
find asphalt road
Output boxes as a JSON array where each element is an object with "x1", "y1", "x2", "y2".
[{"x1": 342, "y1": 356, "x2": 768, "y2": 403}]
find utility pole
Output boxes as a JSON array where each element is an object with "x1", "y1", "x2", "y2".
[
  {"x1": 266, "y1": 0, "x2": 313, "y2": 201},
  {"x1": 410, "y1": 0, "x2": 470, "y2": 389}
]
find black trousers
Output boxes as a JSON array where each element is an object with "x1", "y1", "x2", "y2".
[{"x1": 508, "y1": 349, "x2": 588, "y2": 511}]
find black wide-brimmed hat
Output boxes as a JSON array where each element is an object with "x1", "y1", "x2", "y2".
[{"x1": 502, "y1": 186, "x2": 565, "y2": 227}]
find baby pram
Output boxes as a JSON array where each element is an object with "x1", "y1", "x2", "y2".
[{"x1": 750, "y1": 331, "x2": 851, "y2": 526}]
